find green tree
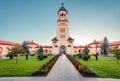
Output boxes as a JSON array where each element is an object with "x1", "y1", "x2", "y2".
[
  {"x1": 82, "y1": 45, "x2": 90, "y2": 61},
  {"x1": 6, "y1": 44, "x2": 25, "y2": 62},
  {"x1": 37, "y1": 46, "x2": 43, "y2": 59},
  {"x1": 83, "y1": 45, "x2": 89, "y2": 54},
  {"x1": 108, "y1": 45, "x2": 120, "y2": 64},
  {"x1": 100, "y1": 37, "x2": 109, "y2": 55},
  {"x1": 22, "y1": 41, "x2": 30, "y2": 60}
]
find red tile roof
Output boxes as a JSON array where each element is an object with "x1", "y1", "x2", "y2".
[
  {"x1": 109, "y1": 41, "x2": 120, "y2": 46},
  {"x1": 0, "y1": 40, "x2": 16, "y2": 46},
  {"x1": 73, "y1": 46, "x2": 85, "y2": 48},
  {"x1": 88, "y1": 41, "x2": 102, "y2": 45},
  {"x1": 73, "y1": 45, "x2": 92, "y2": 48},
  {"x1": 35, "y1": 46, "x2": 40, "y2": 48},
  {"x1": 27, "y1": 41, "x2": 39, "y2": 45},
  {"x1": 43, "y1": 46, "x2": 52, "y2": 48}
]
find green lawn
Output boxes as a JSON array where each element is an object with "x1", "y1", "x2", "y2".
[
  {"x1": 0, "y1": 55, "x2": 53, "y2": 76},
  {"x1": 75, "y1": 56, "x2": 120, "y2": 78}
]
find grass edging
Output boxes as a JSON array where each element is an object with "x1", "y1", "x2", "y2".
[{"x1": 32, "y1": 55, "x2": 60, "y2": 76}]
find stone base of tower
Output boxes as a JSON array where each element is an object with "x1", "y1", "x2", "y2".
[{"x1": 52, "y1": 45, "x2": 74, "y2": 55}]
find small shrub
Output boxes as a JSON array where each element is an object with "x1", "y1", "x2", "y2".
[
  {"x1": 38, "y1": 56, "x2": 44, "y2": 60},
  {"x1": 6, "y1": 54, "x2": 13, "y2": 59},
  {"x1": 82, "y1": 54, "x2": 90, "y2": 61},
  {"x1": 75, "y1": 63, "x2": 79, "y2": 68},
  {"x1": 89, "y1": 68, "x2": 97, "y2": 75},
  {"x1": 46, "y1": 65, "x2": 52, "y2": 69},
  {"x1": 83, "y1": 65, "x2": 88, "y2": 69},
  {"x1": 32, "y1": 70, "x2": 40, "y2": 76},
  {"x1": 77, "y1": 53, "x2": 83, "y2": 58},
  {"x1": 78, "y1": 66, "x2": 84, "y2": 73},
  {"x1": 42, "y1": 64, "x2": 47, "y2": 67},
  {"x1": 40, "y1": 69, "x2": 46, "y2": 75},
  {"x1": 31, "y1": 54, "x2": 35, "y2": 56},
  {"x1": 10, "y1": 55, "x2": 14, "y2": 59},
  {"x1": 48, "y1": 63, "x2": 54, "y2": 66},
  {"x1": 43, "y1": 55, "x2": 48, "y2": 58},
  {"x1": 46, "y1": 62, "x2": 49, "y2": 64},
  {"x1": 79, "y1": 55, "x2": 82, "y2": 58},
  {"x1": 83, "y1": 69, "x2": 90, "y2": 75}
]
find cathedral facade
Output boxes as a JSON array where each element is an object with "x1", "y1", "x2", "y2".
[
  {"x1": 1, "y1": 4, "x2": 120, "y2": 57},
  {"x1": 51, "y1": 4, "x2": 74, "y2": 54}
]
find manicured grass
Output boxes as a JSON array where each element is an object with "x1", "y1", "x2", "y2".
[
  {"x1": 0, "y1": 55, "x2": 54, "y2": 76},
  {"x1": 74, "y1": 56, "x2": 120, "y2": 78}
]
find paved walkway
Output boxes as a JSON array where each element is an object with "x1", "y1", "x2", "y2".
[
  {"x1": 46, "y1": 54, "x2": 83, "y2": 81},
  {"x1": 0, "y1": 54, "x2": 120, "y2": 81}
]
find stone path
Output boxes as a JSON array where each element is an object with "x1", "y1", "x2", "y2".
[
  {"x1": 46, "y1": 54, "x2": 83, "y2": 81},
  {"x1": 0, "y1": 54, "x2": 120, "y2": 81}
]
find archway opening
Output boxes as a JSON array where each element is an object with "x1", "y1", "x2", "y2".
[{"x1": 60, "y1": 45, "x2": 66, "y2": 54}]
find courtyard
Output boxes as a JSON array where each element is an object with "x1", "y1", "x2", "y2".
[
  {"x1": 0, "y1": 0, "x2": 120, "y2": 81},
  {"x1": 0, "y1": 55, "x2": 53, "y2": 76},
  {"x1": 0, "y1": 54, "x2": 120, "y2": 81},
  {"x1": 74, "y1": 55, "x2": 120, "y2": 78}
]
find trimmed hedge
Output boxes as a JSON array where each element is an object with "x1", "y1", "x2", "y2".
[
  {"x1": 43, "y1": 55, "x2": 48, "y2": 58},
  {"x1": 32, "y1": 55, "x2": 60, "y2": 76},
  {"x1": 67, "y1": 55, "x2": 98, "y2": 77},
  {"x1": 82, "y1": 54, "x2": 91, "y2": 61}
]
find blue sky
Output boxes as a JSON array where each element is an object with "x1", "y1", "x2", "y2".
[{"x1": 0, "y1": 0, "x2": 120, "y2": 45}]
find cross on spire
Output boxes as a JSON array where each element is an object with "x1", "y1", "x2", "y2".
[{"x1": 61, "y1": 2, "x2": 64, "y2": 7}]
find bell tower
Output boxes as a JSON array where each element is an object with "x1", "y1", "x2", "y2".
[
  {"x1": 52, "y1": 3, "x2": 74, "y2": 54},
  {"x1": 57, "y1": 3, "x2": 69, "y2": 43},
  {"x1": 58, "y1": 3, "x2": 67, "y2": 20}
]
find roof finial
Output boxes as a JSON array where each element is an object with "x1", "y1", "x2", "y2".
[{"x1": 61, "y1": 2, "x2": 64, "y2": 7}]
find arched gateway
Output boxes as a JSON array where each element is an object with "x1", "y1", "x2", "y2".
[
  {"x1": 51, "y1": 3, "x2": 74, "y2": 54},
  {"x1": 60, "y1": 45, "x2": 66, "y2": 54}
]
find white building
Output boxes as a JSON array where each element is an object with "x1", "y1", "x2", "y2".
[
  {"x1": 1, "y1": 3, "x2": 119, "y2": 56},
  {"x1": 51, "y1": 3, "x2": 74, "y2": 54}
]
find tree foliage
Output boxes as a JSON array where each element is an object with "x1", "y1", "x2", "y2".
[
  {"x1": 83, "y1": 45, "x2": 89, "y2": 54},
  {"x1": 22, "y1": 41, "x2": 30, "y2": 60},
  {"x1": 37, "y1": 46, "x2": 43, "y2": 60},
  {"x1": 6, "y1": 44, "x2": 25, "y2": 59},
  {"x1": 100, "y1": 37, "x2": 109, "y2": 55},
  {"x1": 22, "y1": 41, "x2": 29, "y2": 54},
  {"x1": 108, "y1": 45, "x2": 120, "y2": 64},
  {"x1": 82, "y1": 45, "x2": 90, "y2": 61},
  {"x1": 38, "y1": 46, "x2": 43, "y2": 56}
]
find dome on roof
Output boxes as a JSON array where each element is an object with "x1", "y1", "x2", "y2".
[{"x1": 58, "y1": 3, "x2": 68, "y2": 14}]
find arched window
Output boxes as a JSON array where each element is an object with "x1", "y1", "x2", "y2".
[
  {"x1": 0, "y1": 47, "x2": 3, "y2": 54},
  {"x1": 45, "y1": 49, "x2": 47, "y2": 53},
  {"x1": 78, "y1": 49, "x2": 81, "y2": 53}
]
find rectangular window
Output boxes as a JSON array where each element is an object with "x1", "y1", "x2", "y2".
[
  {"x1": 60, "y1": 35, "x2": 65, "y2": 38},
  {"x1": 60, "y1": 28, "x2": 65, "y2": 33}
]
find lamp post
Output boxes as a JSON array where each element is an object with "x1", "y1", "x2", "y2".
[
  {"x1": 94, "y1": 40, "x2": 99, "y2": 60},
  {"x1": 94, "y1": 40, "x2": 99, "y2": 53}
]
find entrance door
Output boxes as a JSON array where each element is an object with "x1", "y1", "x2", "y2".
[{"x1": 60, "y1": 45, "x2": 66, "y2": 54}]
